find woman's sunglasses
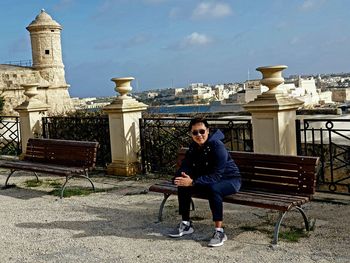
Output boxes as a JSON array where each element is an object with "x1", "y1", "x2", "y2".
[{"x1": 191, "y1": 129, "x2": 206, "y2": 136}]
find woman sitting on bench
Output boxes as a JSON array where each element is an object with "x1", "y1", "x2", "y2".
[{"x1": 169, "y1": 117, "x2": 241, "y2": 247}]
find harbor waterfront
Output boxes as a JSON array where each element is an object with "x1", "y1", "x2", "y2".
[
  {"x1": 147, "y1": 103, "x2": 244, "y2": 115},
  {"x1": 146, "y1": 103, "x2": 349, "y2": 117}
]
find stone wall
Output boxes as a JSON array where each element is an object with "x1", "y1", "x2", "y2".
[{"x1": 0, "y1": 65, "x2": 74, "y2": 115}]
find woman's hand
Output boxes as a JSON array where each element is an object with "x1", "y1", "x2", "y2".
[{"x1": 174, "y1": 172, "x2": 193, "y2": 187}]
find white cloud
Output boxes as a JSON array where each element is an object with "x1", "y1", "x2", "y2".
[
  {"x1": 166, "y1": 32, "x2": 213, "y2": 50},
  {"x1": 181, "y1": 32, "x2": 212, "y2": 48},
  {"x1": 192, "y1": 2, "x2": 232, "y2": 19},
  {"x1": 300, "y1": 0, "x2": 315, "y2": 10},
  {"x1": 122, "y1": 33, "x2": 152, "y2": 48},
  {"x1": 290, "y1": 37, "x2": 300, "y2": 45},
  {"x1": 299, "y1": 0, "x2": 326, "y2": 11}
]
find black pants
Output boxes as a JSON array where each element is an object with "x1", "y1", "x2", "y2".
[{"x1": 177, "y1": 177, "x2": 241, "y2": 222}]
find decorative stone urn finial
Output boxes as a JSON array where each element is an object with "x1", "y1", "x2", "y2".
[
  {"x1": 22, "y1": 83, "x2": 39, "y2": 101},
  {"x1": 111, "y1": 77, "x2": 134, "y2": 100},
  {"x1": 256, "y1": 65, "x2": 288, "y2": 93}
]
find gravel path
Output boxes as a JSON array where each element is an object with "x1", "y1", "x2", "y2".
[{"x1": 0, "y1": 174, "x2": 349, "y2": 263}]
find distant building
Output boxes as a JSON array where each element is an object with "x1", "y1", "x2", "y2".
[
  {"x1": 178, "y1": 85, "x2": 213, "y2": 104},
  {"x1": 229, "y1": 84, "x2": 267, "y2": 104},
  {"x1": 332, "y1": 88, "x2": 350, "y2": 102},
  {"x1": 227, "y1": 76, "x2": 334, "y2": 107},
  {"x1": 243, "y1": 79, "x2": 260, "y2": 89},
  {"x1": 284, "y1": 77, "x2": 333, "y2": 106},
  {"x1": 213, "y1": 84, "x2": 224, "y2": 100},
  {"x1": 189, "y1": 83, "x2": 204, "y2": 89},
  {"x1": 147, "y1": 92, "x2": 158, "y2": 99},
  {"x1": 0, "y1": 9, "x2": 73, "y2": 115}
]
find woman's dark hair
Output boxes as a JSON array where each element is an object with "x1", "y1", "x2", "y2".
[{"x1": 188, "y1": 117, "x2": 209, "y2": 131}]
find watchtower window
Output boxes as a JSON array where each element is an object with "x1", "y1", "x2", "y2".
[
  {"x1": 45, "y1": 50, "x2": 50, "y2": 55},
  {"x1": 51, "y1": 30, "x2": 54, "y2": 32}
]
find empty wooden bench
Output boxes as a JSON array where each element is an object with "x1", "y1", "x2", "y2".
[
  {"x1": 0, "y1": 138, "x2": 99, "y2": 198},
  {"x1": 149, "y1": 149, "x2": 320, "y2": 244}
]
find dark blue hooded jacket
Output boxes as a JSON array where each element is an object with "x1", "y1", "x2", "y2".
[{"x1": 176, "y1": 129, "x2": 241, "y2": 186}]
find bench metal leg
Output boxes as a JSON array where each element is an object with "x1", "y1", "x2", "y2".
[
  {"x1": 157, "y1": 193, "x2": 171, "y2": 222},
  {"x1": 272, "y1": 206, "x2": 310, "y2": 245},
  {"x1": 60, "y1": 176, "x2": 71, "y2": 199},
  {"x1": 295, "y1": 206, "x2": 310, "y2": 231},
  {"x1": 60, "y1": 173, "x2": 95, "y2": 199},
  {"x1": 157, "y1": 195, "x2": 194, "y2": 222},
  {"x1": 4, "y1": 169, "x2": 17, "y2": 187},
  {"x1": 273, "y1": 211, "x2": 287, "y2": 245},
  {"x1": 33, "y1": 172, "x2": 39, "y2": 182},
  {"x1": 190, "y1": 198, "x2": 195, "y2": 211},
  {"x1": 82, "y1": 171, "x2": 96, "y2": 192},
  {"x1": 4, "y1": 170, "x2": 39, "y2": 187}
]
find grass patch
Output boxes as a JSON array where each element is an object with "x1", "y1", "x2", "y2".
[
  {"x1": 239, "y1": 223, "x2": 310, "y2": 243},
  {"x1": 46, "y1": 179, "x2": 62, "y2": 188},
  {"x1": 49, "y1": 187, "x2": 107, "y2": 198},
  {"x1": 240, "y1": 225, "x2": 259, "y2": 232},
  {"x1": 24, "y1": 179, "x2": 43, "y2": 187},
  {"x1": 23, "y1": 178, "x2": 118, "y2": 198},
  {"x1": 278, "y1": 227, "x2": 309, "y2": 242}
]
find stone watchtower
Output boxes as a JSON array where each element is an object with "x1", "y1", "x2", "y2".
[
  {"x1": 0, "y1": 9, "x2": 73, "y2": 115},
  {"x1": 27, "y1": 9, "x2": 66, "y2": 85}
]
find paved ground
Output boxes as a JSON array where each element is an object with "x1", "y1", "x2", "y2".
[{"x1": 0, "y1": 172, "x2": 349, "y2": 263}]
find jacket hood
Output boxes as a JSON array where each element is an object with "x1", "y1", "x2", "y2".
[{"x1": 208, "y1": 129, "x2": 224, "y2": 142}]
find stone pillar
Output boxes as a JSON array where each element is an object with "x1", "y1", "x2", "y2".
[
  {"x1": 15, "y1": 83, "x2": 49, "y2": 154},
  {"x1": 243, "y1": 65, "x2": 304, "y2": 155},
  {"x1": 103, "y1": 77, "x2": 148, "y2": 176}
]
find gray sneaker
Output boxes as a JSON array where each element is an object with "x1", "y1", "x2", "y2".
[
  {"x1": 168, "y1": 222, "x2": 194, "y2": 238},
  {"x1": 208, "y1": 231, "x2": 227, "y2": 247}
]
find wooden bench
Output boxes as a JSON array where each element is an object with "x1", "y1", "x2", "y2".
[
  {"x1": 0, "y1": 138, "x2": 99, "y2": 198},
  {"x1": 149, "y1": 149, "x2": 320, "y2": 244}
]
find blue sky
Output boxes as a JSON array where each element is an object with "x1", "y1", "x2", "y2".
[{"x1": 0, "y1": 0, "x2": 349, "y2": 97}]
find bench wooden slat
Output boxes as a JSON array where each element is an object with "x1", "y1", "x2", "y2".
[
  {"x1": 224, "y1": 194, "x2": 296, "y2": 211},
  {"x1": 242, "y1": 180, "x2": 315, "y2": 195},
  {"x1": 239, "y1": 165, "x2": 316, "y2": 178},
  {"x1": 241, "y1": 173, "x2": 304, "y2": 185},
  {"x1": 149, "y1": 182, "x2": 310, "y2": 211},
  {"x1": 149, "y1": 184, "x2": 178, "y2": 195},
  {"x1": 236, "y1": 161, "x2": 301, "y2": 172},
  {"x1": 238, "y1": 189, "x2": 310, "y2": 202},
  {"x1": 230, "y1": 151, "x2": 318, "y2": 165},
  {"x1": 0, "y1": 160, "x2": 84, "y2": 175},
  {"x1": 27, "y1": 148, "x2": 95, "y2": 159},
  {"x1": 177, "y1": 150, "x2": 318, "y2": 165},
  {"x1": 151, "y1": 181, "x2": 311, "y2": 201},
  {"x1": 25, "y1": 138, "x2": 98, "y2": 147},
  {"x1": 230, "y1": 194, "x2": 307, "y2": 208}
]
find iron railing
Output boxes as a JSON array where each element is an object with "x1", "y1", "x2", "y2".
[
  {"x1": 140, "y1": 117, "x2": 252, "y2": 176},
  {"x1": 3, "y1": 60, "x2": 32, "y2": 67},
  {"x1": 42, "y1": 116, "x2": 111, "y2": 167},
  {"x1": 0, "y1": 116, "x2": 21, "y2": 155},
  {"x1": 296, "y1": 118, "x2": 350, "y2": 194}
]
